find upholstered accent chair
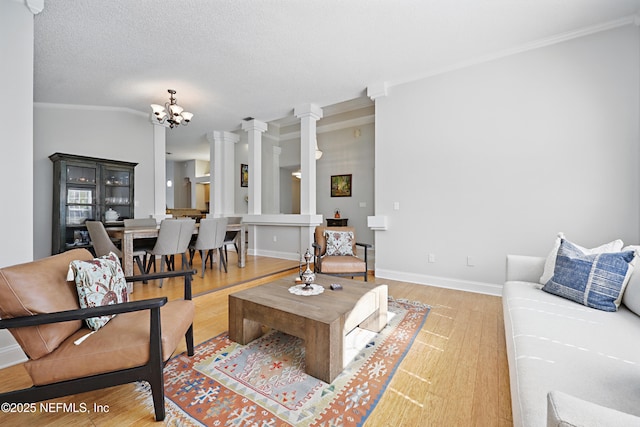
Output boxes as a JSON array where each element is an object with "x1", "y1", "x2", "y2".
[
  {"x1": 312, "y1": 226, "x2": 371, "y2": 281},
  {"x1": 0, "y1": 249, "x2": 195, "y2": 421}
]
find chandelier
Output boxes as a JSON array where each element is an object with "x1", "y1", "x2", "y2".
[{"x1": 150, "y1": 89, "x2": 194, "y2": 128}]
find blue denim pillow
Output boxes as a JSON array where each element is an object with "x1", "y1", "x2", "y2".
[{"x1": 542, "y1": 239, "x2": 636, "y2": 312}]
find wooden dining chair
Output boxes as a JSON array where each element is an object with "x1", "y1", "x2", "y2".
[{"x1": 144, "y1": 219, "x2": 195, "y2": 287}]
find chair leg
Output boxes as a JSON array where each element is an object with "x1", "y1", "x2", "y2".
[
  {"x1": 219, "y1": 248, "x2": 228, "y2": 273},
  {"x1": 149, "y1": 366, "x2": 166, "y2": 421},
  {"x1": 186, "y1": 324, "x2": 194, "y2": 357},
  {"x1": 158, "y1": 257, "x2": 166, "y2": 288},
  {"x1": 199, "y1": 250, "x2": 205, "y2": 278},
  {"x1": 134, "y1": 255, "x2": 148, "y2": 284}
]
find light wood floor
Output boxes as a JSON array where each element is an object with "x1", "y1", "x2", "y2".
[{"x1": 0, "y1": 252, "x2": 512, "y2": 426}]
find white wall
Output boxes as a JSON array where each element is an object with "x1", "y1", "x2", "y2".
[
  {"x1": 2, "y1": 1, "x2": 34, "y2": 266},
  {"x1": 33, "y1": 105, "x2": 156, "y2": 259},
  {"x1": 316, "y1": 123, "x2": 375, "y2": 246},
  {"x1": 374, "y1": 25, "x2": 640, "y2": 294},
  {"x1": 0, "y1": 0, "x2": 35, "y2": 368}
]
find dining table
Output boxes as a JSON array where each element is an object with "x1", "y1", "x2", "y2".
[{"x1": 106, "y1": 222, "x2": 246, "y2": 284}]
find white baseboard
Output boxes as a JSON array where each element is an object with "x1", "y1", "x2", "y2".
[
  {"x1": 0, "y1": 344, "x2": 27, "y2": 369},
  {"x1": 375, "y1": 268, "x2": 502, "y2": 296},
  {"x1": 249, "y1": 249, "x2": 301, "y2": 262}
]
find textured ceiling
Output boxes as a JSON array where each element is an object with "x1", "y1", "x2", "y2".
[{"x1": 34, "y1": 0, "x2": 640, "y2": 160}]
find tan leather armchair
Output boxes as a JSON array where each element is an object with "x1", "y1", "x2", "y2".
[
  {"x1": 0, "y1": 249, "x2": 195, "y2": 421},
  {"x1": 312, "y1": 226, "x2": 371, "y2": 281}
]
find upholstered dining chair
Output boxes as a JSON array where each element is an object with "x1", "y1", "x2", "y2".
[
  {"x1": 144, "y1": 218, "x2": 196, "y2": 287},
  {"x1": 189, "y1": 217, "x2": 229, "y2": 277},
  {"x1": 85, "y1": 220, "x2": 147, "y2": 276},
  {"x1": 312, "y1": 226, "x2": 372, "y2": 281}
]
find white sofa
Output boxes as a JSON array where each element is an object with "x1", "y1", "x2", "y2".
[{"x1": 503, "y1": 254, "x2": 640, "y2": 427}]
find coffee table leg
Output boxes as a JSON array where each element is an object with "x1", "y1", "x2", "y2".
[
  {"x1": 228, "y1": 297, "x2": 262, "y2": 344},
  {"x1": 305, "y1": 318, "x2": 342, "y2": 384}
]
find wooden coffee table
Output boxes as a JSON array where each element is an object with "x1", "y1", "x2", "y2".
[{"x1": 228, "y1": 274, "x2": 388, "y2": 383}]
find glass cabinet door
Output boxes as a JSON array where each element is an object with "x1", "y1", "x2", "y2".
[
  {"x1": 103, "y1": 168, "x2": 133, "y2": 221},
  {"x1": 66, "y1": 165, "x2": 96, "y2": 184}
]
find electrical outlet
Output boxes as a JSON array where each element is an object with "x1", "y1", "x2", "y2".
[
  {"x1": 467, "y1": 256, "x2": 475, "y2": 266},
  {"x1": 428, "y1": 253, "x2": 436, "y2": 263},
  {"x1": 273, "y1": 235, "x2": 277, "y2": 242}
]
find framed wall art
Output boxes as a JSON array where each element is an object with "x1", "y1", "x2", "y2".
[
  {"x1": 331, "y1": 174, "x2": 352, "y2": 197},
  {"x1": 240, "y1": 164, "x2": 248, "y2": 187}
]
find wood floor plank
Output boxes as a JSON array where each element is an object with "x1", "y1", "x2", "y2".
[{"x1": 0, "y1": 257, "x2": 512, "y2": 426}]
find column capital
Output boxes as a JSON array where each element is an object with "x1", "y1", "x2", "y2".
[
  {"x1": 367, "y1": 82, "x2": 388, "y2": 100},
  {"x1": 206, "y1": 131, "x2": 240, "y2": 144},
  {"x1": 294, "y1": 104, "x2": 323, "y2": 121},
  {"x1": 241, "y1": 119, "x2": 268, "y2": 133}
]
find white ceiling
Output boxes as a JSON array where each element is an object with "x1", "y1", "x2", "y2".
[{"x1": 34, "y1": 0, "x2": 640, "y2": 161}]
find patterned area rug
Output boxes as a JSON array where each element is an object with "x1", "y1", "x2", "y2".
[{"x1": 136, "y1": 297, "x2": 430, "y2": 426}]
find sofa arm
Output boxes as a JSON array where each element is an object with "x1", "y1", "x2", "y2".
[
  {"x1": 547, "y1": 391, "x2": 640, "y2": 427},
  {"x1": 506, "y1": 255, "x2": 545, "y2": 283}
]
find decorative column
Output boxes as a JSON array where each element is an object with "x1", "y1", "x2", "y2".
[
  {"x1": 294, "y1": 104, "x2": 323, "y2": 215},
  {"x1": 242, "y1": 119, "x2": 268, "y2": 215},
  {"x1": 272, "y1": 146, "x2": 282, "y2": 214},
  {"x1": 207, "y1": 131, "x2": 239, "y2": 217},
  {"x1": 367, "y1": 82, "x2": 388, "y2": 238},
  {"x1": 151, "y1": 121, "x2": 169, "y2": 222}
]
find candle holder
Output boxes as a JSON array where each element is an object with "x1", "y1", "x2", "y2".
[{"x1": 299, "y1": 249, "x2": 315, "y2": 289}]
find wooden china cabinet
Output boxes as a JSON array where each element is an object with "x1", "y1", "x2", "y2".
[{"x1": 50, "y1": 153, "x2": 137, "y2": 254}]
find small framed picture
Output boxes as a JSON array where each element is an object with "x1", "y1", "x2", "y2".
[
  {"x1": 241, "y1": 164, "x2": 248, "y2": 187},
  {"x1": 331, "y1": 174, "x2": 352, "y2": 197}
]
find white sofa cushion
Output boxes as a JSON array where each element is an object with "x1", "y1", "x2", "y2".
[
  {"x1": 547, "y1": 391, "x2": 640, "y2": 427},
  {"x1": 503, "y1": 280, "x2": 640, "y2": 427}
]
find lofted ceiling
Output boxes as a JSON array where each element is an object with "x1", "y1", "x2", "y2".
[{"x1": 34, "y1": 0, "x2": 640, "y2": 161}]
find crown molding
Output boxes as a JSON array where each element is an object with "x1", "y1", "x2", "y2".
[
  {"x1": 11, "y1": 0, "x2": 43, "y2": 15},
  {"x1": 34, "y1": 102, "x2": 148, "y2": 118},
  {"x1": 390, "y1": 14, "x2": 640, "y2": 89}
]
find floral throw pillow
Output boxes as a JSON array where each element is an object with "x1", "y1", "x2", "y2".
[
  {"x1": 324, "y1": 231, "x2": 355, "y2": 256},
  {"x1": 69, "y1": 252, "x2": 128, "y2": 331}
]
